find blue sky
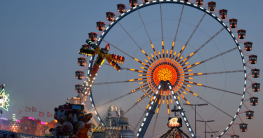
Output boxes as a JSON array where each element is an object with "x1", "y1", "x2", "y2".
[{"x1": 0, "y1": 0, "x2": 262, "y2": 137}]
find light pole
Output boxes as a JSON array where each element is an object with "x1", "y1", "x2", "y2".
[
  {"x1": 196, "y1": 120, "x2": 215, "y2": 138},
  {"x1": 183, "y1": 103, "x2": 208, "y2": 137},
  {"x1": 204, "y1": 131, "x2": 218, "y2": 138}
]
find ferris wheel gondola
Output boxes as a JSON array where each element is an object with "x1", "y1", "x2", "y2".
[{"x1": 74, "y1": 1, "x2": 260, "y2": 138}]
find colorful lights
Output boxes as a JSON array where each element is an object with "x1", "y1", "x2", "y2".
[
  {"x1": 152, "y1": 65, "x2": 178, "y2": 86},
  {"x1": 131, "y1": 43, "x2": 206, "y2": 107},
  {"x1": 0, "y1": 87, "x2": 10, "y2": 111}
]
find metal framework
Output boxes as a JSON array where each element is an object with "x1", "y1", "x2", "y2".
[
  {"x1": 75, "y1": 0, "x2": 259, "y2": 137},
  {"x1": 135, "y1": 80, "x2": 195, "y2": 137}
]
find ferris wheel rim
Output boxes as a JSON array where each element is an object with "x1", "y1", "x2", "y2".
[{"x1": 87, "y1": 1, "x2": 247, "y2": 137}]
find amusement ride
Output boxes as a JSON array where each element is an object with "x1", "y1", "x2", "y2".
[{"x1": 74, "y1": 0, "x2": 260, "y2": 137}]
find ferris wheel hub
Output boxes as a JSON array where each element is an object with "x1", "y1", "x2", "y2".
[{"x1": 153, "y1": 64, "x2": 178, "y2": 85}]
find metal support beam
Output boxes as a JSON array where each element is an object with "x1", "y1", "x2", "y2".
[
  {"x1": 167, "y1": 81, "x2": 195, "y2": 137},
  {"x1": 137, "y1": 81, "x2": 163, "y2": 138},
  {"x1": 137, "y1": 81, "x2": 194, "y2": 138}
]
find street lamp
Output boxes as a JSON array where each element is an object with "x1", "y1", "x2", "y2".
[
  {"x1": 204, "y1": 131, "x2": 218, "y2": 138},
  {"x1": 183, "y1": 103, "x2": 208, "y2": 137},
  {"x1": 196, "y1": 120, "x2": 215, "y2": 138}
]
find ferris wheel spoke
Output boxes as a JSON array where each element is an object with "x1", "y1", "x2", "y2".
[
  {"x1": 117, "y1": 21, "x2": 143, "y2": 50},
  {"x1": 124, "y1": 89, "x2": 154, "y2": 115},
  {"x1": 116, "y1": 21, "x2": 155, "y2": 65},
  {"x1": 166, "y1": 91, "x2": 171, "y2": 116},
  {"x1": 102, "y1": 39, "x2": 150, "y2": 68},
  {"x1": 177, "y1": 88, "x2": 191, "y2": 105},
  {"x1": 198, "y1": 96, "x2": 232, "y2": 118},
  {"x1": 137, "y1": 7, "x2": 153, "y2": 45},
  {"x1": 179, "y1": 86, "x2": 233, "y2": 118},
  {"x1": 159, "y1": 2, "x2": 165, "y2": 59},
  {"x1": 172, "y1": 87, "x2": 190, "y2": 105},
  {"x1": 183, "y1": 47, "x2": 238, "y2": 70},
  {"x1": 102, "y1": 39, "x2": 134, "y2": 59},
  {"x1": 141, "y1": 83, "x2": 153, "y2": 92},
  {"x1": 123, "y1": 67, "x2": 149, "y2": 74},
  {"x1": 175, "y1": 12, "x2": 206, "y2": 62},
  {"x1": 95, "y1": 84, "x2": 149, "y2": 108},
  {"x1": 183, "y1": 70, "x2": 244, "y2": 76},
  {"x1": 135, "y1": 7, "x2": 160, "y2": 63},
  {"x1": 180, "y1": 27, "x2": 225, "y2": 66},
  {"x1": 183, "y1": 81, "x2": 242, "y2": 96},
  {"x1": 93, "y1": 79, "x2": 140, "y2": 85},
  {"x1": 171, "y1": 2, "x2": 185, "y2": 59}
]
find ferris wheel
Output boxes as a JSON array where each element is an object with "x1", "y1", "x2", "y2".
[{"x1": 75, "y1": 0, "x2": 260, "y2": 138}]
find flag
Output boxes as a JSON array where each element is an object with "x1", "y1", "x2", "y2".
[
  {"x1": 25, "y1": 107, "x2": 31, "y2": 112},
  {"x1": 39, "y1": 111, "x2": 44, "y2": 117},
  {"x1": 17, "y1": 110, "x2": 21, "y2": 114},
  {"x1": 47, "y1": 112, "x2": 52, "y2": 117},
  {"x1": 32, "y1": 107, "x2": 37, "y2": 112}
]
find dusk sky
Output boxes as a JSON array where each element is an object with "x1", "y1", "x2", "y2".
[{"x1": 0, "y1": 0, "x2": 262, "y2": 137}]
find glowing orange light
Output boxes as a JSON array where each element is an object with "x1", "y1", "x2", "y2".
[{"x1": 152, "y1": 64, "x2": 178, "y2": 86}]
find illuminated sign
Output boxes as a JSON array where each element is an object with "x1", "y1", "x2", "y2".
[
  {"x1": 0, "y1": 87, "x2": 10, "y2": 111},
  {"x1": 168, "y1": 117, "x2": 182, "y2": 128}
]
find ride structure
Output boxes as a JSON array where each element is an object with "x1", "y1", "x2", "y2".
[{"x1": 77, "y1": 0, "x2": 260, "y2": 138}]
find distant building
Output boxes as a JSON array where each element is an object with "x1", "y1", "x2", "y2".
[
  {"x1": 118, "y1": 117, "x2": 134, "y2": 138},
  {"x1": 91, "y1": 105, "x2": 135, "y2": 138}
]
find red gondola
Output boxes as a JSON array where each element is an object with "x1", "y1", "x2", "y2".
[
  {"x1": 208, "y1": 1, "x2": 216, "y2": 11},
  {"x1": 143, "y1": 0, "x2": 150, "y2": 3},
  {"x1": 251, "y1": 69, "x2": 260, "y2": 78},
  {"x1": 75, "y1": 71, "x2": 85, "y2": 80},
  {"x1": 129, "y1": 0, "x2": 137, "y2": 7},
  {"x1": 75, "y1": 84, "x2": 84, "y2": 93},
  {"x1": 252, "y1": 83, "x2": 260, "y2": 92},
  {"x1": 237, "y1": 29, "x2": 246, "y2": 39},
  {"x1": 219, "y1": 9, "x2": 227, "y2": 19},
  {"x1": 250, "y1": 97, "x2": 258, "y2": 106},
  {"x1": 229, "y1": 19, "x2": 238, "y2": 28},
  {"x1": 96, "y1": 21, "x2": 105, "y2": 31},
  {"x1": 88, "y1": 32, "x2": 97, "y2": 42},
  {"x1": 196, "y1": 0, "x2": 203, "y2": 5},
  {"x1": 244, "y1": 42, "x2": 252, "y2": 51},
  {"x1": 245, "y1": 110, "x2": 254, "y2": 119},
  {"x1": 117, "y1": 4, "x2": 126, "y2": 13},
  {"x1": 111, "y1": 54, "x2": 125, "y2": 64},
  {"x1": 106, "y1": 12, "x2": 115, "y2": 21},
  {"x1": 239, "y1": 123, "x2": 247, "y2": 132},
  {"x1": 78, "y1": 57, "x2": 87, "y2": 66},
  {"x1": 249, "y1": 55, "x2": 257, "y2": 64}
]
